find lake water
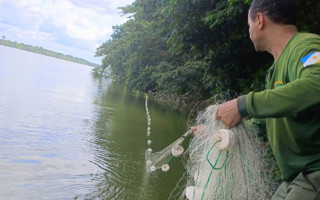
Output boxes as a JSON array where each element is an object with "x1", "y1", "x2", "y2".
[{"x1": 0, "y1": 45, "x2": 188, "y2": 199}]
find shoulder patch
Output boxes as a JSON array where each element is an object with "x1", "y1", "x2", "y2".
[
  {"x1": 274, "y1": 81, "x2": 283, "y2": 88},
  {"x1": 301, "y1": 52, "x2": 320, "y2": 67}
]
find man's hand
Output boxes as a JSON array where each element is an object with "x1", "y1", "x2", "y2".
[
  {"x1": 190, "y1": 124, "x2": 205, "y2": 134},
  {"x1": 215, "y1": 99, "x2": 242, "y2": 127}
]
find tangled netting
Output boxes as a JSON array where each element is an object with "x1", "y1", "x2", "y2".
[
  {"x1": 145, "y1": 94, "x2": 189, "y2": 173},
  {"x1": 166, "y1": 105, "x2": 275, "y2": 200},
  {"x1": 145, "y1": 131, "x2": 189, "y2": 173}
]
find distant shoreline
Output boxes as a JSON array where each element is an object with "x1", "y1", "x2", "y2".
[{"x1": 0, "y1": 39, "x2": 99, "y2": 67}]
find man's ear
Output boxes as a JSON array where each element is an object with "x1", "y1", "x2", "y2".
[{"x1": 256, "y1": 13, "x2": 264, "y2": 30}]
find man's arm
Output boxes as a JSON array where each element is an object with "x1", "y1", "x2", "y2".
[
  {"x1": 217, "y1": 62, "x2": 320, "y2": 127},
  {"x1": 217, "y1": 39, "x2": 320, "y2": 125},
  {"x1": 240, "y1": 71, "x2": 320, "y2": 119}
]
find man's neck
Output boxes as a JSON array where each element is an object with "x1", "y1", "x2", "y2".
[{"x1": 264, "y1": 25, "x2": 298, "y2": 62}]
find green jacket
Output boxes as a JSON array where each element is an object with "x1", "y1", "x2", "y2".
[{"x1": 237, "y1": 33, "x2": 320, "y2": 181}]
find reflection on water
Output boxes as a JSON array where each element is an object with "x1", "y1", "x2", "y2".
[
  {"x1": 0, "y1": 46, "x2": 187, "y2": 199},
  {"x1": 85, "y1": 81, "x2": 188, "y2": 200}
]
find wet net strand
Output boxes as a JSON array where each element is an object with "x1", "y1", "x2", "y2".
[
  {"x1": 168, "y1": 105, "x2": 274, "y2": 200},
  {"x1": 144, "y1": 94, "x2": 189, "y2": 173},
  {"x1": 144, "y1": 99, "x2": 274, "y2": 199}
]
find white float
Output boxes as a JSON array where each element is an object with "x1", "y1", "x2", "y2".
[
  {"x1": 212, "y1": 129, "x2": 236, "y2": 150},
  {"x1": 172, "y1": 145, "x2": 184, "y2": 157}
]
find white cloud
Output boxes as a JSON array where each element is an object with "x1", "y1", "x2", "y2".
[
  {"x1": 0, "y1": 0, "x2": 134, "y2": 63},
  {"x1": 11, "y1": 0, "x2": 128, "y2": 41}
]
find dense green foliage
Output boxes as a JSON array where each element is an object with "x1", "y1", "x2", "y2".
[
  {"x1": 0, "y1": 38, "x2": 98, "y2": 67},
  {"x1": 95, "y1": 0, "x2": 320, "y2": 105}
]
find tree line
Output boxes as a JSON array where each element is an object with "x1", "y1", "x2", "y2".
[
  {"x1": 94, "y1": 0, "x2": 320, "y2": 107},
  {"x1": 0, "y1": 38, "x2": 99, "y2": 67}
]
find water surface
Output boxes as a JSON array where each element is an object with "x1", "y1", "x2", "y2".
[{"x1": 0, "y1": 45, "x2": 187, "y2": 199}]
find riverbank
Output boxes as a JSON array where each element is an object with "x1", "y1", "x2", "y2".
[{"x1": 0, "y1": 39, "x2": 98, "y2": 67}]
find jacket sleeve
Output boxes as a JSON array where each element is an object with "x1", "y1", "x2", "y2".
[
  {"x1": 238, "y1": 63, "x2": 320, "y2": 118},
  {"x1": 247, "y1": 118, "x2": 267, "y2": 134},
  {"x1": 237, "y1": 37, "x2": 320, "y2": 119}
]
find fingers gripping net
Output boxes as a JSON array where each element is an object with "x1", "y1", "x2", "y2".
[{"x1": 169, "y1": 105, "x2": 272, "y2": 200}]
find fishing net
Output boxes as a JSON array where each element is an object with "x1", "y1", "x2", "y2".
[
  {"x1": 144, "y1": 94, "x2": 189, "y2": 173},
  {"x1": 144, "y1": 96, "x2": 274, "y2": 199},
  {"x1": 145, "y1": 131, "x2": 189, "y2": 173},
  {"x1": 168, "y1": 105, "x2": 274, "y2": 200}
]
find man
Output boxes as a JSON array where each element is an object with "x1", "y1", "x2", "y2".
[{"x1": 204, "y1": 0, "x2": 320, "y2": 199}]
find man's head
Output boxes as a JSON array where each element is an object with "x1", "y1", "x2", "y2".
[
  {"x1": 249, "y1": 0, "x2": 296, "y2": 25},
  {"x1": 248, "y1": 0, "x2": 297, "y2": 52}
]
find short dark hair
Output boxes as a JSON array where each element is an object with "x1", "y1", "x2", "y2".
[{"x1": 250, "y1": 0, "x2": 296, "y2": 25}]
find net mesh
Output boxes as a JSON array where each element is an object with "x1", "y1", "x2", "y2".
[
  {"x1": 145, "y1": 94, "x2": 188, "y2": 173},
  {"x1": 144, "y1": 95, "x2": 274, "y2": 199},
  {"x1": 145, "y1": 135, "x2": 187, "y2": 173},
  {"x1": 167, "y1": 105, "x2": 274, "y2": 200}
]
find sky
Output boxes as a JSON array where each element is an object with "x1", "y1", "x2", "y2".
[{"x1": 0, "y1": 0, "x2": 135, "y2": 64}]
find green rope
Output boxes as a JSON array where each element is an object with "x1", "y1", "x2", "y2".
[
  {"x1": 215, "y1": 169, "x2": 222, "y2": 198},
  {"x1": 240, "y1": 143, "x2": 262, "y2": 198},
  {"x1": 200, "y1": 140, "x2": 229, "y2": 200},
  {"x1": 202, "y1": 170, "x2": 213, "y2": 199},
  {"x1": 166, "y1": 155, "x2": 174, "y2": 164},
  {"x1": 230, "y1": 172, "x2": 235, "y2": 199}
]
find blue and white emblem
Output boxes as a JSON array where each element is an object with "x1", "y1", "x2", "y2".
[{"x1": 301, "y1": 52, "x2": 320, "y2": 67}]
